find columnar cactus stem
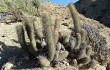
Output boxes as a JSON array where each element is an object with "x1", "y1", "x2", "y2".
[
  {"x1": 34, "y1": 17, "x2": 43, "y2": 39},
  {"x1": 74, "y1": 33, "x2": 81, "y2": 50},
  {"x1": 69, "y1": 36, "x2": 76, "y2": 51},
  {"x1": 16, "y1": 25, "x2": 31, "y2": 57},
  {"x1": 42, "y1": 14, "x2": 56, "y2": 61},
  {"x1": 23, "y1": 15, "x2": 38, "y2": 55},
  {"x1": 68, "y1": 3, "x2": 82, "y2": 50},
  {"x1": 38, "y1": 55, "x2": 50, "y2": 67},
  {"x1": 68, "y1": 3, "x2": 80, "y2": 33},
  {"x1": 76, "y1": 42, "x2": 87, "y2": 60},
  {"x1": 54, "y1": 51, "x2": 69, "y2": 61},
  {"x1": 86, "y1": 45, "x2": 93, "y2": 56},
  {"x1": 54, "y1": 17, "x2": 60, "y2": 45},
  {"x1": 81, "y1": 29, "x2": 87, "y2": 43}
]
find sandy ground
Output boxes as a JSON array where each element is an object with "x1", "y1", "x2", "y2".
[{"x1": 0, "y1": 22, "x2": 21, "y2": 47}]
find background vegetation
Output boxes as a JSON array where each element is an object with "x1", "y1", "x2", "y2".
[{"x1": 0, "y1": 0, "x2": 46, "y2": 15}]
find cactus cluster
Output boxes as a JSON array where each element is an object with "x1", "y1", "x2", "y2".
[
  {"x1": 16, "y1": 2, "x2": 109, "y2": 69},
  {"x1": 16, "y1": 10, "x2": 69, "y2": 67},
  {"x1": 68, "y1": 3, "x2": 97, "y2": 69}
]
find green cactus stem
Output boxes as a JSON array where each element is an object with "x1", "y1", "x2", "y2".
[
  {"x1": 74, "y1": 33, "x2": 81, "y2": 50},
  {"x1": 86, "y1": 45, "x2": 93, "y2": 56},
  {"x1": 56, "y1": 42, "x2": 62, "y2": 51},
  {"x1": 22, "y1": 14, "x2": 38, "y2": 55},
  {"x1": 54, "y1": 17, "x2": 60, "y2": 45},
  {"x1": 69, "y1": 36, "x2": 76, "y2": 51},
  {"x1": 76, "y1": 42, "x2": 87, "y2": 60},
  {"x1": 54, "y1": 51, "x2": 69, "y2": 61},
  {"x1": 81, "y1": 29, "x2": 87, "y2": 43},
  {"x1": 42, "y1": 14, "x2": 56, "y2": 61},
  {"x1": 16, "y1": 25, "x2": 31, "y2": 57},
  {"x1": 34, "y1": 17, "x2": 43, "y2": 39},
  {"x1": 68, "y1": 3, "x2": 80, "y2": 33},
  {"x1": 38, "y1": 55, "x2": 50, "y2": 67}
]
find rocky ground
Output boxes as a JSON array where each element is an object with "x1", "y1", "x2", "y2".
[{"x1": 0, "y1": 2, "x2": 110, "y2": 70}]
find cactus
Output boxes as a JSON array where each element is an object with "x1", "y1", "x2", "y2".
[
  {"x1": 76, "y1": 42, "x2": 87, "y2": 60},
  {"x1": 86, "y1": 45, "x2": 93, "y2": 56},
  {"x1": 68, "y1": 3, "x2": 82, "y2": 51},
  {"x1": 80, "y1": 29, "x2": 87, "y2": 43},
  {"x1": 79, "y1": 59, "x2": 97, "y2": 69},
  {"x1": 38, "y1": 55, "x2": 50, "y2": 67},
  {"x1": 68, "y1": 3, "x2": 80, "y2": 33},
  {"x1": 61, "y1": 44, "x2": 65, "y2": 50},
  {"x1": 54, "y1": 51, "x2": 69, "y2": 61},
  {"x1": 16, "y1": 25, "x2": 30, "y2": 56},
  {"x1": 77, "y1": 56, "x2": 90, "y2": 64},
  {"x1": 42, "y1": 14, "x2": 56, "y2": 61},
  {"x1": 34, "y1": 17, "x2": 43, "y2": 39},
  {"x1": 56, "y1": 42, "x2": 62, "y2": 51},
  {"x1": 74, "y1": 33, "x2": 81, "y2": 50},
  {"x1": 54, "y1": 17, "x2": 60, "y2": 45},
  {"x1": 69, "y1": 36, "x2": 76, "y2": 51},
  {"x1": 64, "y1": 34, "x2": 71, "y2": 44},
  {"x1": 22, "y1": 14, "x2": 38, "y2": 56}
]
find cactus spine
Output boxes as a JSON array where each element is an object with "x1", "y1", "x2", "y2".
[{"x1": 42, "y1": 14, "x2": 56, "y2": 61}]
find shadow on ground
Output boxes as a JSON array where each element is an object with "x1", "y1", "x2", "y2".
[{"x1": 0, "y1": 41, "x2": 38, "y2": 69}]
